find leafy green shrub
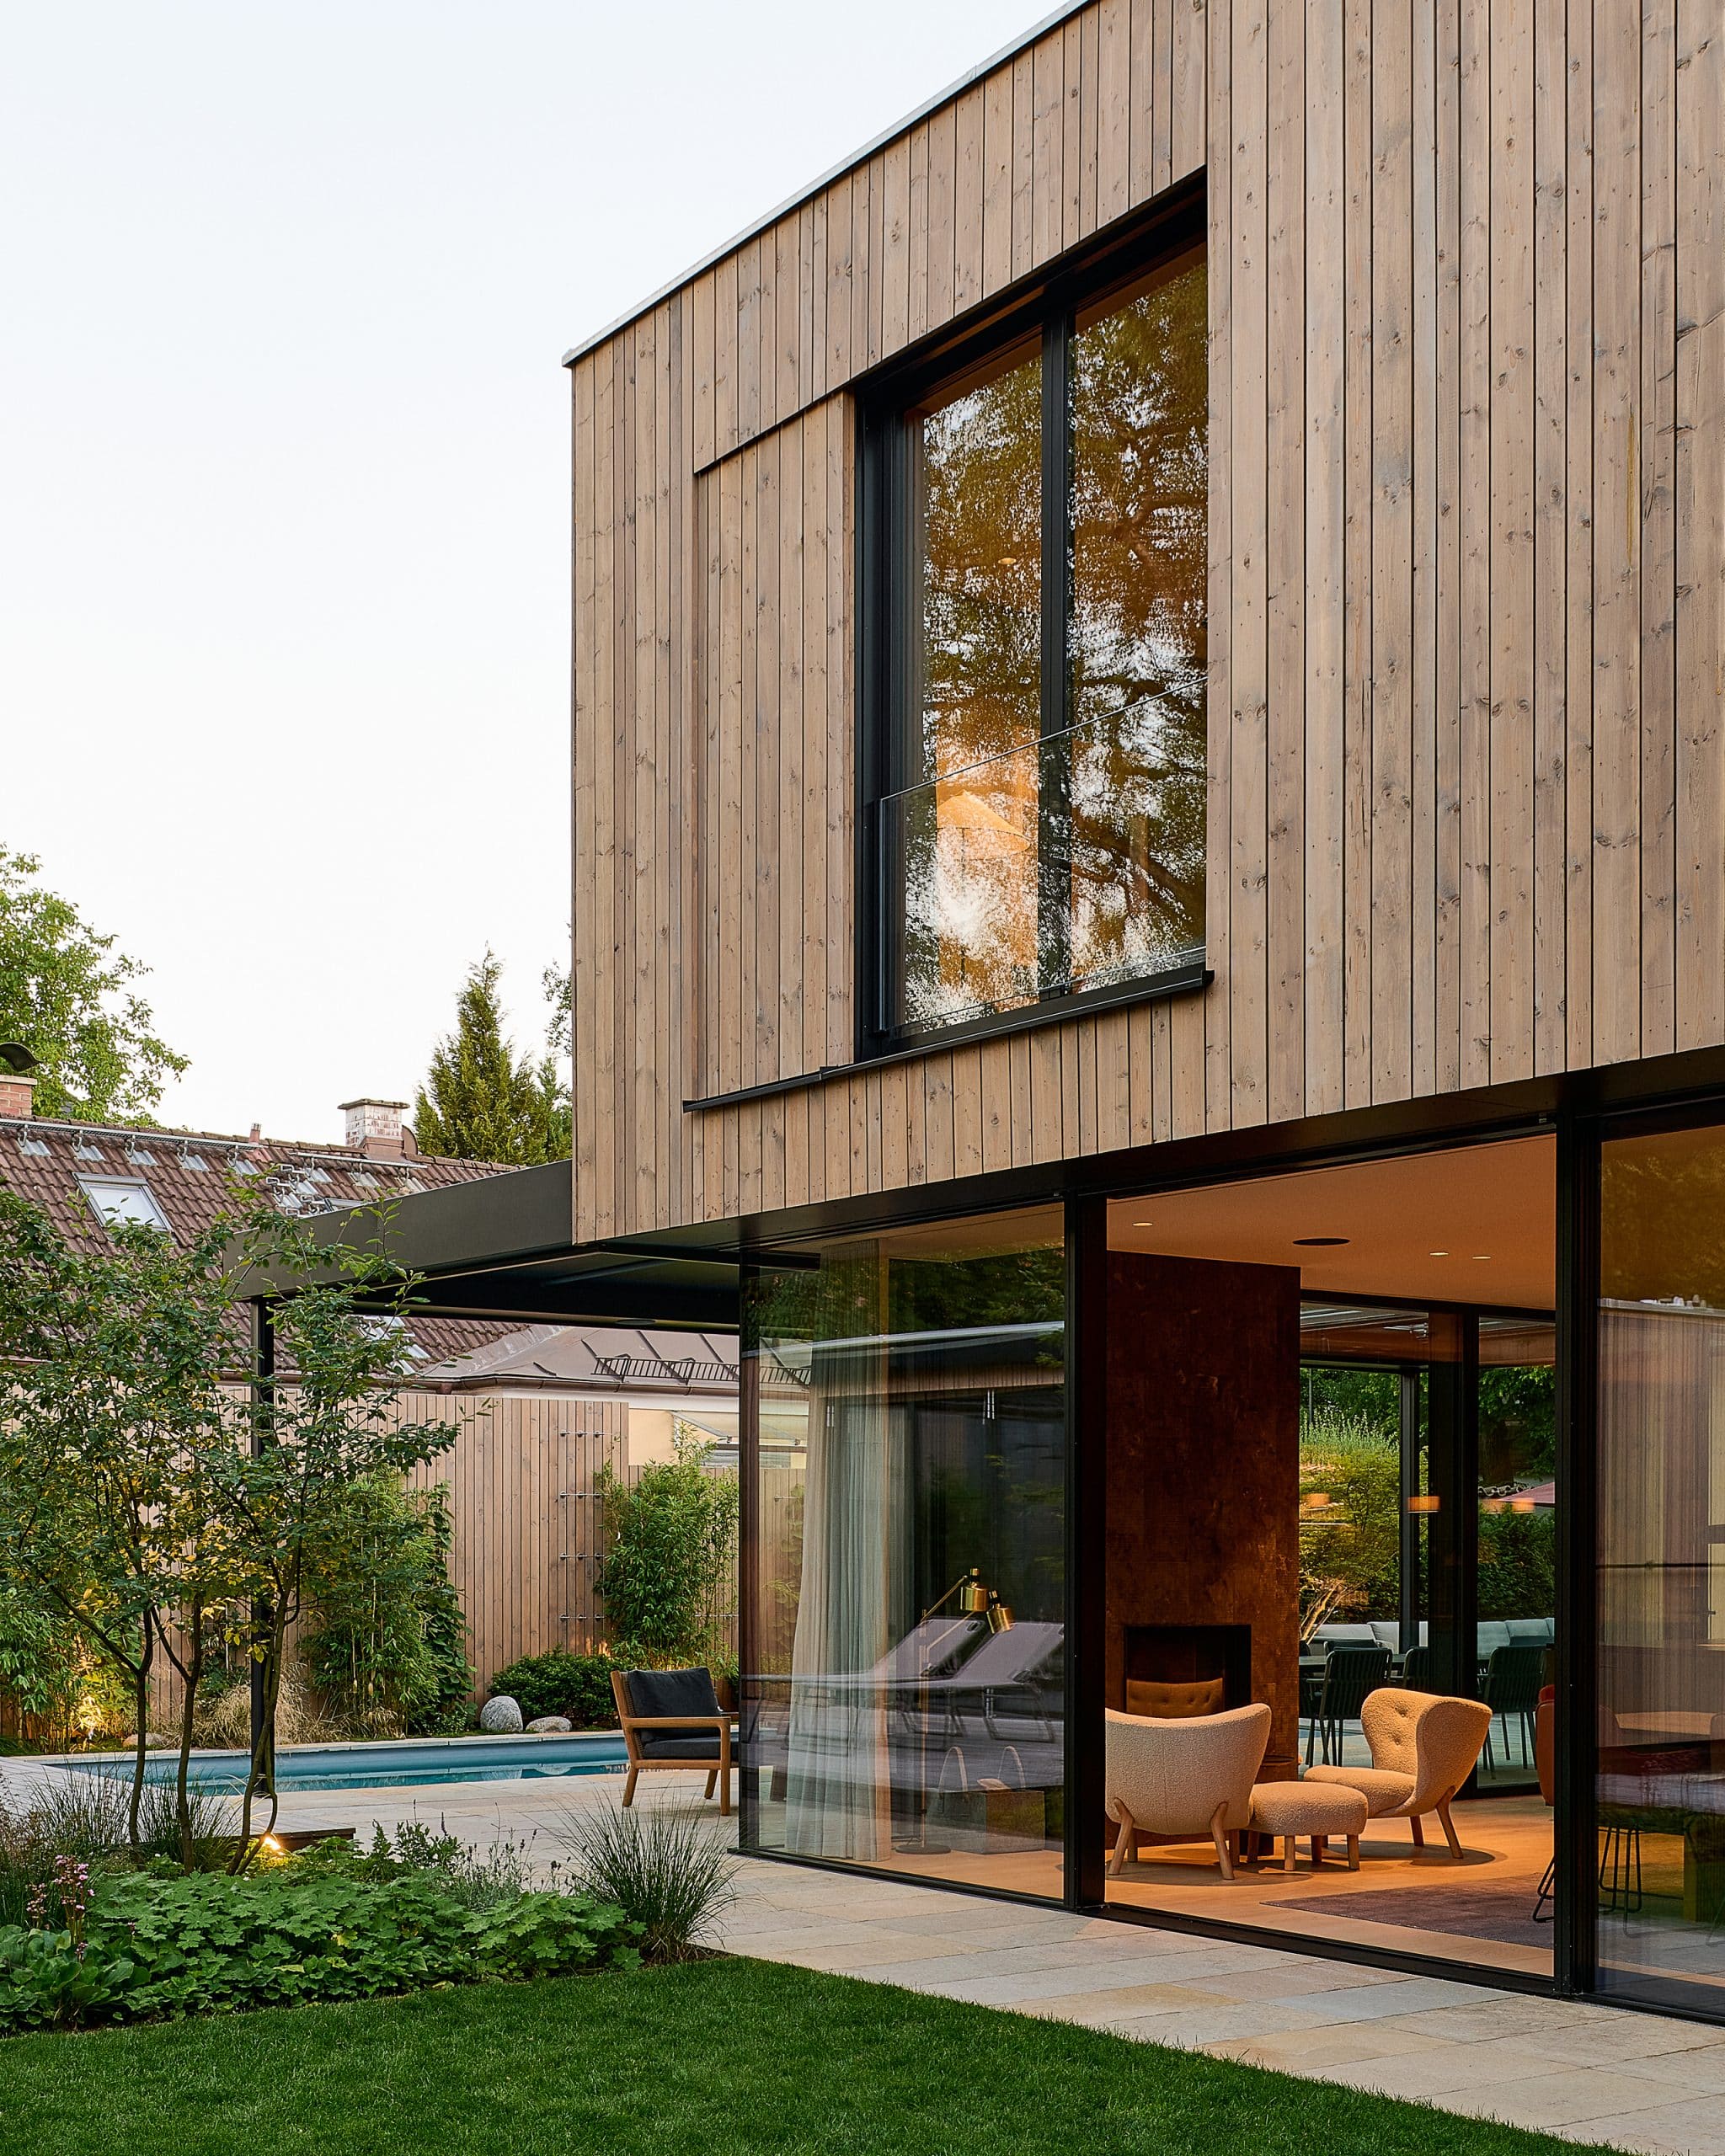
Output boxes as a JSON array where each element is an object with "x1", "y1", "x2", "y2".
[
  {"x1": 0, "y1": 1867, "x2": 640, "y2": 2032},
  {"x1": 595, "y1": 1431, "x2": 737, "y2": 1667},
  {"x1": 1478, "y1": 1506, "x2": 1556, "y2": 1619},
  {"x1": 552, "y1": 1800, "x2": 734, "y2": 1964},
  {"x1": 486, "y1": 1648, "x2": 622, "y2": 1729},
  {"x1": 1300, "y1": 1411, "x2": 1402, "y2": 1623},
  {"x1": 0, "y1": 1585, "x2": 86, "y2": 1745}
]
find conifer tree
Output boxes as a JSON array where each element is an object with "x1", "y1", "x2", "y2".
[{"x1": 414, "y1": 953, "x2": 570, "y2": 1164}]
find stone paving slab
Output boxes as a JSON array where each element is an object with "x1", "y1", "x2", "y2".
[{"x1": 8, "y1": 1751, "x2": 1725, "y2": 2153}]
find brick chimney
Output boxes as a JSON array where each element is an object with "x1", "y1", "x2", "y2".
[
  {"x1": 340, "y1": 1098, "x2": 409, "y2": 1160},
  {"x1": 0, "y1": 1043, "x2": 38, "y2": 1119}
]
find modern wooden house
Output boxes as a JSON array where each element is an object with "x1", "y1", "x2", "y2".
[{"x1": 355, "y1": 0, "x2": 1725, "y2": 2027}]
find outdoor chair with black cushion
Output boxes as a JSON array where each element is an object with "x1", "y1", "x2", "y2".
[
  {"x1": 1399, "y1": 1645, "x2": 1432, "y2": 1692},
  {"x1": 611, "y1": 1666, "x2": 736, "y2": 1817},
  {"x1": 1482, "y1": 1641, "x2": 1545, "y2": 1769},
  {"x1": 1304, "y1": 1642, "x2": 1392, "y2": 1765}
]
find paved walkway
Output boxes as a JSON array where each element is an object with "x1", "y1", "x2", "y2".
[{"x1": 9, "y1": 1751, "x2": 1725, "y2": 2153}]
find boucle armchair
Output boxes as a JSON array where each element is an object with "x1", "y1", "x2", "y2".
[
  {"x1": 1305, "y1": 1687, "x2": 1492, "y2": 1856},
  {"x1": 1104, "y1": 1703, "x2": 1271, "y2": 1881}
]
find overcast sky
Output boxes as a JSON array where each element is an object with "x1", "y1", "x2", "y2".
[{"x1": 1, "y1": 0, "x2": 1047, "y2": 1144}]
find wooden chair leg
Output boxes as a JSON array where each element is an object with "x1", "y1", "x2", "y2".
[
  {"x1": 1108, "y1": 1805, "x2": 1135, "y2": 1879},
  {"x1": 622, "y1": 1765, "x2": 638, "y2": 1808},
  {"x1": 1284, "y1": 1834, "x2": 1298, "y2": 1873},
  {"x1": 1409, "y1": 1812, "x2": 1424, "y2": 1849},
  {"x1": 704, "y1": 1769, "x2": 718, "y2": 1799},
  {"x1": 718, "y1": 1766, "x2": 731, "y2": 1819},
  {"x1": 1210, "y1": 1801, "x2": 1234, "y2": 1881},
  {"x1": 1436, "y1": 1796, "x2": 1463, "y2": 1859},
  {"x1": 1347, "y1": 1835, "x2": 1360, "y2": 1871},
  {"x1": 1312, "y1": 1833, "x2": 1329, "y2": 1866}
]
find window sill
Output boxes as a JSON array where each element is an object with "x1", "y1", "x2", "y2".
[{"x1": 681, "y1": 961, "x2": 1211, "y2": 1113}]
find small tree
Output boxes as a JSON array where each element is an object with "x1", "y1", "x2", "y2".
[
  {"x1": 0, "y1": 1191, "x2": 217, "y2": 1846},
  {"x1": 0, "y1": 845, "x2": 187, "y2": 1122},
  {"x1": 414, "y1": 952, "x2": 569, "y2": 1165},
  {"x1": 595, "y1": 1429, "x2": 738, "y2": 1668},
  {"x1": 0, "y1": 1189, "x2": 458, "y2": 1866}
]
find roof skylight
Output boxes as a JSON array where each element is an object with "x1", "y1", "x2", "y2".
[{"x1": 79, "y1": 1177, "x2": 171, "y2": 1235}]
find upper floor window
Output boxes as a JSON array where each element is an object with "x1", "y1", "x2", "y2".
[{"x1": 862, "y1": 221, "x2": 1207, "y2": 1050}]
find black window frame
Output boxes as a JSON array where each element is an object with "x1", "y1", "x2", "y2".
[{"x1": 855, "y1": 181, "x2": 1209, "y2": 1064}]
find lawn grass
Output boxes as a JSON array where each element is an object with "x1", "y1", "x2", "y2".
[{"x1": 0, "y1": 1955, "x2": 1613, "y2": 2156}]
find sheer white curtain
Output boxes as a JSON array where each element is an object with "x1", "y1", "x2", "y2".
[{"x1": 784, "y1": 1265, "x2": 906, "y2": 1860}]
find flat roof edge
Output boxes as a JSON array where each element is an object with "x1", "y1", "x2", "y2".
[{"x1": 560, "y1": 0, "x2": 1091, "y2": 370}]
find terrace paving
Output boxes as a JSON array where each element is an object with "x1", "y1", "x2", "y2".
[{"x1": 7, "y1": 1748, "x2": 1725, "y2": 2153}]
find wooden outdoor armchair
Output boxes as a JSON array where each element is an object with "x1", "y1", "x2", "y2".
[{"x1": 610, "y1": 1666, "x2": 736, "y2": 1817}]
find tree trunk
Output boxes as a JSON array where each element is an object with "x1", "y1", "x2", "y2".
[
  {"x1": 174, "y1": 1600, "x2": 206, "y2": 1872},
  {"x1": 126, "y1": 1615, "x2": 155, "y2": 1853},
  {"x1": 232, "y1": 1609, "x2": 286, "y2": 1873}
]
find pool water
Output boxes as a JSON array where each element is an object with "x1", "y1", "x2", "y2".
[{"x1": 73, "y1": 1734, "x2": 629, "y2": 1794}]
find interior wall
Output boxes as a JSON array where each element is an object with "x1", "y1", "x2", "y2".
[{"x1": 1104, "y1": 1250, "x2": 1302, "y2": 1779}]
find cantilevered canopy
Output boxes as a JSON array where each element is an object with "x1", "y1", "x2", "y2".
[{"x1": 242, "y1": 1161, "x2": 745, "y2": 1332}]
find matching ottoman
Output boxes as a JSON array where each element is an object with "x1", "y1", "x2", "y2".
[{"x1": 1249, "y1": 1779, "x2": 1368, "y2": 1872}]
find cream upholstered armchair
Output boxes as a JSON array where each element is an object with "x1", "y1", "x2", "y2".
[
  {"x1": 1306, "y1": 1687, "x2": 1493, "y2": 1856},
  {"x1": 1104, "y1": 1703, "x2": 1271, "y2": 1881}
]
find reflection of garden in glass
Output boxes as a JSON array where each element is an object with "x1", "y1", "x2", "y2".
[
  {"x1": 1066, "y1": 252, "x2": 1208, "y2": 995},
  {"x1": 743, "y1": 1216, "x2": 1066, "y2": 1894},
  {"x1": 903, "y1": 341, "x2": 1043, "y2": 1030},
  {"x1": 894, "y1": 252, "x2": 1207, "y2": 1036}
]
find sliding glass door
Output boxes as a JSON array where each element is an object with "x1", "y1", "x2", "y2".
[
  {"x1": 1595, "y1": 1119, "x2": 1725, "y2": 2012},
  {"x1": 740, "y1": 1207, "x2": 1068, "y2": 1899}
]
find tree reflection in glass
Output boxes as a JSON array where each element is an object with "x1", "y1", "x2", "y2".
[
  {"x1": 902, "y1": 342, "x2": 1044, "y2": 1030},
  {"x1": 890, "y1": 250, "x2": 1208, "y2": 1036},
  {"x1": 1067, "y1": 249, "x2": 1208, "y2": 991}
]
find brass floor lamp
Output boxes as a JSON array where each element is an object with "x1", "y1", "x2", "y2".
[{"x1": 893, "y1": 1566, "x2": 1012, "y2": 1855}]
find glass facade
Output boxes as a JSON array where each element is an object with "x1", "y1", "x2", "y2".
[
  {"x1": 1597, "y1": 1122, "x2": 1725, "y2": 2011},
  {"x1": 726, "y1": 1113, "x2": 1725, "y2": 2022},
  {"x1": 741, "y1": 1209, "x2": 1066, "y2": 1897}
]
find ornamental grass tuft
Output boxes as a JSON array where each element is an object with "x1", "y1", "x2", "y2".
[{"x1": 550, "y1": 1800, "x2": 735, "y2": 1963}]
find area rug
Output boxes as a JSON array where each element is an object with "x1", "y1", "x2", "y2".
[{"x1": 1291, "y1": 1883, "x2": 1551, "y2": 1950}]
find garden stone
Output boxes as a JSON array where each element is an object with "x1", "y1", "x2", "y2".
[
  {"x1": 121, "y1": 1732, "x2": 175, "y2": 1750},
  {"x1": 479, "y1": 1694, "x2": 524, "y2": 1733},
  {"x1": 525, "y1": 1716, "x2": 572, "y2": 1733}
]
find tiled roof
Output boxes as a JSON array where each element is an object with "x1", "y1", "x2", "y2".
[{"x1": 0, "y1": 1113, "x2": 519, "y2": 1370}]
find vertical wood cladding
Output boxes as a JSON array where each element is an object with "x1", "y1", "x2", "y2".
[{"x1": 571, "y1": 0, "x2": 1725, "y2": 1243}]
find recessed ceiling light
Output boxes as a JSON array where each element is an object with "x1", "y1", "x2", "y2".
[
  {"x1": 1293, "y1": 1236, "x2": 1349, "y2": 1247},
  {"x1": 1429, "y1": 1249, "x2": 1450, "y2": 1257},
  {"x1": 1133, "y1": 1219, "x2": 1153, "y2": 1227},
  {"x1": 1471, "y1": 1253, "x2": 1492, "y2": 1262}
]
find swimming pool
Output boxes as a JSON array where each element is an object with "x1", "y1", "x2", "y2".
[{"x1": 70, "y1": 1733, "x2": 629, "y2": 1794}]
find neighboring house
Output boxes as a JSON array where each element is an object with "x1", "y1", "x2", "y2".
[
  {"x1": 0, "y1": 1072, "x2": 738, "y2": 1705},
  {"x1": 319, "y1": 2, "x2": 1725, "y2": 2032},
  {"x1": 0, "y1": 1071, "x2": 515, "y2": 1370}
]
